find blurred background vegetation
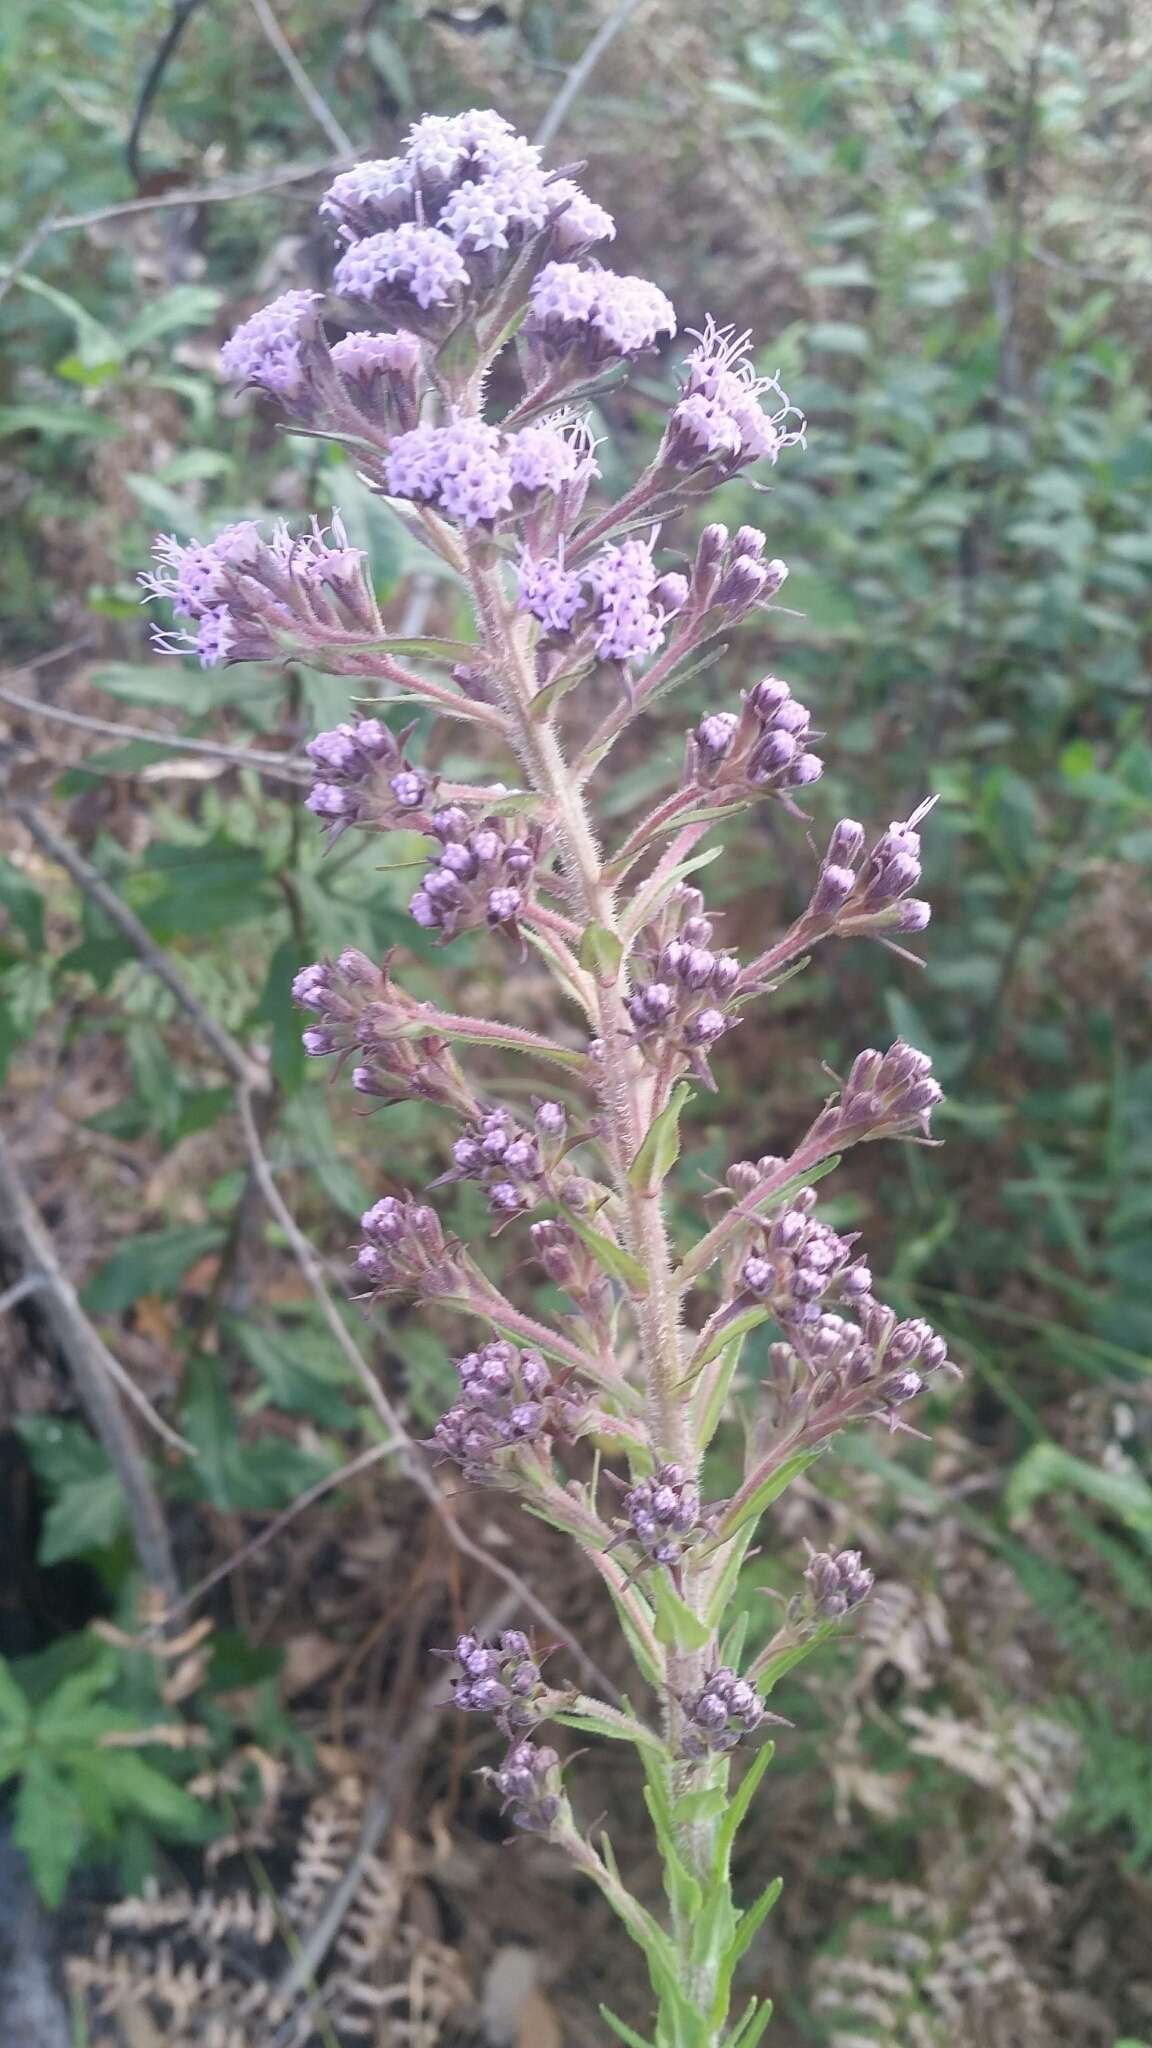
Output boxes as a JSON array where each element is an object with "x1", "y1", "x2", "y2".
[{"x1": 1, "y1": 1, "x2": 1151, "y2": 2043}]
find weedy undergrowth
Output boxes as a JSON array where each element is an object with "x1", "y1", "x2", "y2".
[{"x1": 143, "y1": 108, "x2": 961, "y2": 2048}]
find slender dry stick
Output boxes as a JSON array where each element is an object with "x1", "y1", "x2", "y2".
[
  {"x1": 245, "y1": 0, "x2": 356, "y2": 156},
  {"x1": 0, "y1": 1134, "x2": 181, "y2": 1602},
  {"x1": 0, "y1": 684, "x2": 313, "y2": 782},
  {"x1": 533, "y1": 0, "x2": 651, "y2": 149}
]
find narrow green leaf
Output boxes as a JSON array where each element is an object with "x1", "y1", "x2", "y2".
[
  {"x1": 686, "y1": 1306, "x2": 771, "y2": 1378},
  {"x1": 727, "y1": 1877, "x2": 783, "y2": 1969},
  {"x1": 579, "y1": 920, "x2": 625, "y2": 982},
  {"x1": 750, "y1": 1627, "x2": 835, "y2": 1698},
  {"x1": 558, "y1": 1201, "x2": 649, "y2": 1293},
  {"x1": 0, "y1": 1659, "x2": 32, "y2": 1734},
  {"x1": 604, "y1": 1582, "x2": 663, "y2": 1688},
  {"x1": 713, "y1": 1742, "x2": 776, "y2": 1878},
  {"x1": 673, "y1": 1787, "x2": 728, "y2": 1827},
  {"x1": 644, "y1": 1788, "x2": 704, "y2": 1918},
  {"x1": 600, "y1": 2009, "x2": 657, "y2": 2048},
  {"x1": 629, "y1": 1083, "x2": 694, "y2": 1195},
  {"x1": 704, "y1": 1526, "x2": 757, "y2": 1633},
  {"x1": 724, "y1": 1996, "x2": 774, "y2": 2048},
  {"x1": 555, "y1": 1710, "x2": 665, "y2": 1755},
  {"x1": 13, "y1": 1755, "x2": 86, "y2": 1906},
  {"x1": 623, "y1": 845, "x2": 725, "y2": 940},
  {"x1": 715, "y1": 1448, "x2": 825, "y2": 1541},
  {"x1": 650, "y1": 1572, "x2": 712, "y2": 1650}
]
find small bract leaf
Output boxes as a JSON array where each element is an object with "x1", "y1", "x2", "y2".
[
  {"x1": 578, "y1": 920, "x2": 625, "y2": 982},
  {"x1": 629, "y1": 1082, "x2": 694, "y2": 1194}
]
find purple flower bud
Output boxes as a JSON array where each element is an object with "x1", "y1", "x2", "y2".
[
  {"x1": 291, "y1": 962, "x2": 331, "y2": 1010},
  {"x1": 302, "y1": 1026, "x2": 336, "y2": 1056},
  {"x1": 489, "y1": 1180, "x2": 526, "y2": 1212},
  {"x1": 681, "y1": 915, "x2": 713, "y2": 946},
  {"x1": 681, "y1": 946, "x2": 718, "y2": 990},
  {"x1": 684, "y1": 1007, "x2": 728, "y2": 1045},
  {"x1": 811, "y1": 864, "x2": 857, "y2": 916},
  {"x1": 791, "y1": 752, "x2": 824, "y2": 786},
  {"x1": 733, "y1": 525, "x2": 767, "y2": 559},
  {"x1": 306, "y1": 782, "x2": 359, "y2": 820},
  {"x1": 695, "y1": 711, "x2": 739, "y2": 765},
  {"x1": 896, "y1": 899, "x2": 932, "y2": 931},
  {"x1": 535, "y1": 1101, "x2": 567, "y2": 1139},
  {"x1": 487, "y1": 885, "x2": 522, "y2": 925},
  {"x1": 741, "y1": 1255, "x2": 775, "y2": 1295},
  {"x1": 747, "y1": 677, "x2": 791, "y2": 721},
  {"x1": 390, "y1": 770, "x2": 427, "y2": 808},
  {"x1": 653, "y1": 571, "x2": 690, "y2": 612},
  {"x1": 432, "y1": 806, "x2": 470, "y2": 841}
]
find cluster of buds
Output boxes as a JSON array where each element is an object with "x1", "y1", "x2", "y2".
[
  {"x1": 530, "y1": 1216, "x2": 613, "y2": 1324},
  {"x1": 409, "y1": 808, "x2": 547, "y2": 942},
  {"x1": 354, "y1": 1194, "x2": 463, "y2": 1300},
  {"x1": 687, "y1": 674, "x2": 823, "y2": 803},
  {"x1": 680, "y1": 1667, "x2": 770, "y2": 1758},
  {"x1": 625, "y1": 893, "x2": 741, "y2": 1084},
  {"x1": 220, "y1": 292, "x2": 425, "y2": 445},
  {"x1": 804, "y1": 1548, "x2": 874, "y2": 1620},
  {"x1": 518, "y1": 262, "x2": 676, "y2": 393},
  {"x1": 761, "y1": 1295, "x2": 954, "y2": 1442},
  {"x1": 304, "y1": 716, "x2": 433, "y2": 838},
  {"x1": 516, "y1": 534, "x2": 688, "y2": 679},
  {"x1": 430, "y1": 1339, "x2": 581, "y2": 1479},
  {"x1": 323, "y1": 111, "x2": 617, "y2": 336},
  {"x1": 141, "y1": 515, "x2": 380, "y2": 669},
  {"x1": 659, "y1": 319, "x2": 806, "y2": 482},
  {"x1": 446, "y1": 1629, "x2": 550, "y2": 1731},
  {"x1": 383, "y1": 412, "x2": 597, "y2": 538},
  {"x1": 735, "y1": 1196, "x2": 873, "y2": 1329},
  {"x1": 807, "y1": 1040, "x2": 944, "y2": 1147},
  {"x1": 620, "y1": 1463, "x2": 701, "y2": 1567},
  {"x1": 436, "y1": 1101, "x2": 568, "y2": 1217},
  {"x1": 804, "y1": 803, "x2": 934, "y2": 939},
  {"x1": 679, "y1": 521, "x2": 789, "y2": 634},
  {"x1": 490, "y1": 1739, "x2": 567, "y2": 1836},
  {"x1": 291, "y1": 950, "x2": 477, "y2": 1113}
]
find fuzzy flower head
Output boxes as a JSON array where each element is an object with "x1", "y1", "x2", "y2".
[
  {"x1": 141, "y1": 515, "x2": 378, "y2": 668},
  {"x1": 664, "y1": 319, "x2": 806, "y2": 476},
  {"x1": 384, "y1": 415, "x2": 597, "y2": 531},
  {"x1": 523, "y1": 263, "x2": 676, "y2": 377},
  {"x1": 334, "y1": 223, "x2": 470, "y2": 316},
  {"x1": 586, "y1": 537, "x2": 671, "y2": 664},
  {"x1": 219, "y1": 289, "x2": 324, "y2": 400}
]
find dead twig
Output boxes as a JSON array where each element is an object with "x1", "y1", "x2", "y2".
[
  {"x1": 534, "y1": 0, "x2": 651, "y2": 150},
  {"x1": 245, "y1": 0, "x2": 356, "y2": 156},
  {"x1": 0, "y1": 1134, "x2": 184, "y2": 1602},
  {"x1": 0, "y1": 682, "x2": 312, "y2": 784}
]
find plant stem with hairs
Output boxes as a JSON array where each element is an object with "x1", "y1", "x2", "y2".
[{"x1": 143, "y1": 107, "x2": 958, "y2": 2047}]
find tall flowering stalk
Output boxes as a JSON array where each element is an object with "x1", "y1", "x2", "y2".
[{"x1": 146, "y1": 109, "x2": 955, "y2": 2048}]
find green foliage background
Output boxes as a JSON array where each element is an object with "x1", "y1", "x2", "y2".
[{"x1": 1, "y1": 0, "x2": 1150, "y2": 2038}]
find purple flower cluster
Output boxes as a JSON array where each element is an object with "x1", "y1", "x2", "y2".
[
  {"x1": 220, "y1": 292, "x2": 425, "y2": 439},
  {"x1": 625, "y1": 903, "x2": 741, "y2": 1083},
  {"x1": 809, "y1": 1039, "x2": 944, "y2": 1147},
  {"x1": 621, "y1": 1462, "x2": 701, "y2": 1566},
  {"x1": 409, "y1": 807, "x2": 545, "y2": 942},
  {"x1": 320, "y1": 110, "x2": 614, "y2": 332},
  {"x1": 491, "y1": 1739, "x2": 566, "y2": 1835},
  {"x1": 737, "y1": 1195, "x2": 873, "y2": 1328},
  {"x1": 805, "y1": 1548, "x2": 874, "y2": 1620},
  {"x1": 806, "y1": 802, "x2": 934, "y2": 937},
  {"x1": 522, "y1": 263, "x2": 676, "y2": 378},
  {"x1": 290, "y1": 950, "x2": 476, "y2": 1113},
  {"x1": 683, "y1": 521, "x2": 789, "y2": 626},
  {"x1": 141, "y1": 516, "x2": 378, "y2": 668},
  {"x1": 516, "y1": 535, "x2": 687, "y2": 672},
  {"x1": 384, "y1": 414, "x2": 596, "y2": 530},
  {"x1": 764, "y1": 1295, "x2": 954, "y2": 1442},
  {"x1": 437, "y1": 1101, "x2": 567, "y2": 1218},
  {"x1": 354, "y1": 1194, "x2": 462, "y2": 1300},
  {"x1": 304, "y1": 716, "x2": 432, "y2": 837},
  {"x1": 688, "y1": 674, "x2": 823, "y2": 802},
  {"x1": 680, "y1": 1667, "x2": 767, "y2": 1757},
  {"x1": 448, "y1": 1629, "x2": 547, "y2": 1730},
  {"x1": 430, "y1": 1339, "x2": 578, "y2": 1479},
  {"x1": 662, "y1": 319, "x2": 806, "y2": 478}
]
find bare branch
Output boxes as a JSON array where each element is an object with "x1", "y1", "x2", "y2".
[
  {"x1": 245, "y1": 0, "x2": 356, "y2": 156},
  {"x1": 534, "y1": 0, "x2": 651, "y2": 150},
  {"x1": 0, "y1": 683, "x2": 312, "y2": 784},
  {"x1": 0, "y1": 1134, "x2": 183, "y2": 1601}
]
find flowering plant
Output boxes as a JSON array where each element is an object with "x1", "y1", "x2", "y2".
[{"x1": 146, "y1": 107, "x2": 955, "y2": 2048}]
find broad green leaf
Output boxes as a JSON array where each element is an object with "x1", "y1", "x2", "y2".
[
  {"x1": 90, "y1": 1750, "x2": 205, "y2": 1830},
  {"x1": 629, "y1": 1083, "x2": 694, "y2": 1195},
  {"x1": 38, "y1": 1474, "x2": 128, "y2": 1565},
  {"x1": 578, "y1": 920, "x2": 624, "y2": 982},
  {"x1": 82, "y1": 1225, "x2": 223, "y2": 1315},
  {"x1": 0, "y1": 1659, "x2": 32, "y2": 1735},
  {"x1": 13, "y1": 1755, "x2": 86, "y2": 1906},
  {"x1": 33, "y1": 1657, "x2": 116, "y2": 1738}
]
